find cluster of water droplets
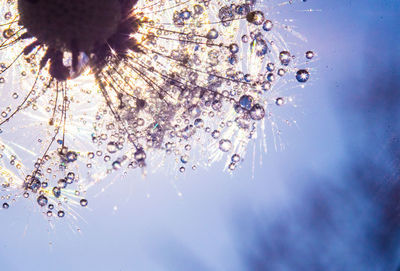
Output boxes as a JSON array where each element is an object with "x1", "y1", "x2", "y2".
[
  {"x1": 92, "y1": 0, "x2": 315, "y2": 174},
  {"x1": 0, "y1": 0, "x2": 315, "y2": 221}
]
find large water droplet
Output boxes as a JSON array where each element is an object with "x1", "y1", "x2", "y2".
[
  {"x1": 250, "y1": 104, "x2": 265, "y2": 120},
  {"x1": 239, "y1": 95, "x2": 254, "y2": 110},
  {"x1": 296, "y1": 69, "x2": 310, "y2": 83},
  {"x1": 247, "y1": 11, "x2": 265, "y2": 25}
]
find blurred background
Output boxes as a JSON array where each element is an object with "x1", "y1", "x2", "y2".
[{"x1": 1, "y1": 0, "x2": 400, "y2": 270}]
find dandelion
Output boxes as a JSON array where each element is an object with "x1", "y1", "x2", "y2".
[{"x1": 0, "y1": 0, "x2": 315, "y2": 218}]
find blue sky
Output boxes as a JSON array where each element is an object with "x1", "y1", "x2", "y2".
[{"x1": 0, "y1": 0, "x2": 399, "y2": 270}]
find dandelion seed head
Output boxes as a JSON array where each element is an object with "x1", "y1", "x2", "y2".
[{"x1": 0, "y1": 0, "x2": 316, "y2": 221}]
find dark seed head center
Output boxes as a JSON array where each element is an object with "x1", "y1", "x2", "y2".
[{"x1": 18, "y1": 0, "x2": 122, "y2": 53}]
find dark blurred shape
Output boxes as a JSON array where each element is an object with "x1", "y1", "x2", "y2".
[{"x1": 235, "y1": 14, "x2": 400, "y2": 271}]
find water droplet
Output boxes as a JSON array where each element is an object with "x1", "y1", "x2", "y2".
[
  {"x1": 262, "y1": 81, "x2": 271, "y2": 91},
  {"x1": 266, "y1": 73, "x2": 275, "y2": 82},
  {"x1": 276, "y1": 97, "x2": 285, "y2": 106},
  {"x1": 180, "y1": 155, "x2": 189, "y2": 164},
  {"x1": 279, "y1": 51, "x2": 291, "y2": 66},
  {"x1": 80, "y1": 199, "x2": 88, "y2": 207},
  {"x1": 52, "y1": 187, "x2": 61, "y2": 198},
  {"x1": 66, "y1": 151, "x2": 78, "y2": 162},
  {"x1": 37, "y1": 195, "x2": 48, "y2": 207},
  {"x1": 194, "y1": 118, "x2": 204, "y2": 128},
  {"x1": 305, "y1": 51, "x2": 314, "y2": 59},
  {"x1": 229, "y1": 43, "x2": 239, "y2": 54},
  {"x1": 112, "y1": 160, "x2": 121, "y2": 170},
  {"x1": 107, "y1": 142, "x2": 118, "y2": 153},
  {"x1": 66, "y1": 172, "x2": 75, "y2": 182},
  {"x1": 277, "y1": 69, "x2": 286, "y2": 76},
  {"x1": 194, "y1": 5, "x2": 204, "y2": 15},
  {"x1": 263, "y1": 20, "x2": 273, "y2": 31},
  {"x1": 57, "y1": 210, "x2": 65, "y2": 218},
  {"x1": 250, "y1": 104, "x2": 265, "y2": 120},
  {"x1": 231, "y1": 154, "x2": 241, "y2": 162},
  {"x1": 212, "y1": 130, "x2": 220, "y2": 139},
  {"x1": 267, "y1": 62, "x2": 275, "y2": 72},
  {"x1": 247, "y1": 11, "x2": 265, "y2": 25},
  {"x1": 134, "y1": 149, "x2": 146, "y2": 162},
  {"x1": 180, "y1": 10, "x2": 191, "y2": 20},
  {"x1": 253, "y1": 39, "x2": 268, "y2": 56},
  {"x1": 219, "y1": 139, "x2": 232, "y2": 152},
  {"x1": 2, "y1": 28, "x2": 14, "y2": 39},
  {"x1": 206, "y1": 29, "x2": 219, "y2": 39},
  {"x1": 296, "y1": 69, "x2": 310, "y2": 83},
  {"x1": 58, "y1": 179, "x2": 67, "y2": 188},
  {"x1": 4, "y1": 12, "x2": 12, "y2": 20},
  {"x1": 239, "y1": 95, "x2": 254, "y2": 110}
]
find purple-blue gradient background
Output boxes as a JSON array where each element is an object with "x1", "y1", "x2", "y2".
[{"x1": 1, "y1": 0, "x2": 400, "y2": 270}]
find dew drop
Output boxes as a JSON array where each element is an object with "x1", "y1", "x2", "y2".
[
  {"x1": 37, "y1": 195, "x2": 48, "y2": 207},
  {"x1": 2, "y1": 28, "x2": 14, "y2": 39},
  {"x1": 52, "y1": 187, "x2": 61, "y2": 198},
  {"x1": 276, "y1": 97, "x2": 285, "y2": 106},
  {"x1": 267, "y1": 62, "x2": 275, "y2": 72},
  {"x1": 66, "y1": 151, "x2": 78, "y2": 162},
  {"x1": 306, "y1": 51, "x2": 315, "y2": 59},
  {"x1": 231, "y1": 154, "x2": 241, "y2": 162},
  {"x1": 296, "y1": 69, "x2": 310, "y2": 83},
  {"x1": 219, "y1": 139, "x2": 232, "y2": 152},
  {"x1": 250, "y1": 104, "x2": 265, "y2": 120},
  {"x1": 57, "y1": 210, "x2": 65, "y2": 218},
  {"x1": 247, "y1": 11, "x2": 265, "y2": 25},
  {"x1": 279, "y1": 51, "x2": 291, "y2": 66},
  {"x1": 212, "y1": 130, "x2": 220, "y2": 139},
  {"x1": 4, "y1": 12, "x2": 12, "y2": 20},
  {"x1": 112, "y1": 160, "x2": 121, "y2": 170},
  {"x1": 239, "y1": 95, "x2": 254, "y2": 110},
  {"x1": 107, "y1": 142, "x2": 118, "y2": 153},
  {"x1": 263, "y1": 20, "x2": 273, "y2": 31},
  {"x1": 206, "y1": 29, "x2": 219, "y2": 39},
  {"x1": 80, "y1": 199, "x2": 88, "y2": 207}
]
